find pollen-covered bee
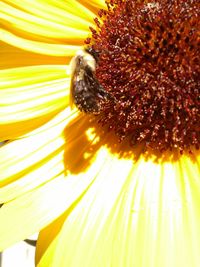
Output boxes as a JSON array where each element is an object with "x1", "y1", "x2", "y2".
[{"x1": 69, "y1": 48, "x2": 111, "y2": 114}]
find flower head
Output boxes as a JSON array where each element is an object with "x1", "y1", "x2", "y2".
[
  {"x1": 86, "y1": 0, "x2": 200, "y2": 152},
  {"x1": 0, "y1": 1, "x2": 200, "y2": 267}
]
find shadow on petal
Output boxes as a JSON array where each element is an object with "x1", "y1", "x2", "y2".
[{"x1": 63, "y1": 113, "x2": 199, "y2": 175}]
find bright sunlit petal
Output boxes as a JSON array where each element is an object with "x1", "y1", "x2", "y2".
[
  {"x1": 0, "y1": 108, "x2": 74, "y2": 188},
  {"x1": 3, "y1": 0, "x2": 97, "y2": 23},
  {"x1": 36, "y1": 153, "x2": 200, "y2": 267},
  {"x1": 0, "y1": 143, "x2": 110, "y2": 251},
  {"x1": 1, "y1": 1, "x2": 94, "y2": 37},
  {"x1": 0, "y1": 65, "x2": 71, "y2": 139}
]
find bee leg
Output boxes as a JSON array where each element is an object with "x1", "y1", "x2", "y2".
[{"x1": 96, "y1": 84, "x2": 116, "y2": 103}]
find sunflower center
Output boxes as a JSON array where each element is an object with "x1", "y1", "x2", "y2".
[{"x1": 85, "y1": 0, "x2": 200, "y2": 152}]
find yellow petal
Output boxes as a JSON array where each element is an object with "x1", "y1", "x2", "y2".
[
  {"x1": 0, "y1": 42, "x2": 68, "y2": 69},
  {"x1": 79, "y1": 0, "x2": 106, "y2": 11},
  {"x1": 0, "y1": 110, "x2": 105, "y2": 202},
  {"x1": 36, "y1": 151, "x2": 200, "y2": 267},
  {"x1": 1, "y1": 1, "x2": 92, "y2": 43},
  {"x1": 0, "y1": 65, "x2": 69, "y2": 139},
  {"x1": 4, "y1": 0, "x2": 96, "y2": 24},
  {"x1": 0, "y1": 175, "x2": 83, "y2": 251},
  {"x1": 0, "y1": 143, "x2": 109, "y2": 251},
  {"x1": 0, "y1": 108, "x2": 74, "y2": 190},
  {"x1": 1, "y1": 29, "x2": 81, "y2": 56}
]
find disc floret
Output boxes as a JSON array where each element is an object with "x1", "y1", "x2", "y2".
[{"x1": 86, "y1": 0, "x2": 200, "y2": 152}]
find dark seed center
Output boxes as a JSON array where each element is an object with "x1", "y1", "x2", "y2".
[{"x1": 86, "y1": 0, "x2": 200, "y2": 153}]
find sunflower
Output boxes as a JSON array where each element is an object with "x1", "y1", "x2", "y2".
[{"x1": 0, "y1": 0, "x2": 200, "y2": 267}]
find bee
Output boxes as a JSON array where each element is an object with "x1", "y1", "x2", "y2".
[{"x1": 69, "y1": 48, "x2": 111, "y2": 114}]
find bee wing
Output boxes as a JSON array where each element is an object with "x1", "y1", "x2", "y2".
[
  {"x1": 69, "y1": 75, "x2": 75, "y2": 110},
  {"x1": 68, "y1": 55, "x2": 78, "y2": 110}
]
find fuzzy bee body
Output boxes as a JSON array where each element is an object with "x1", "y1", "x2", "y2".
[{"x1": 70, "y1": 49, "x2": 110, "y2": 114}]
